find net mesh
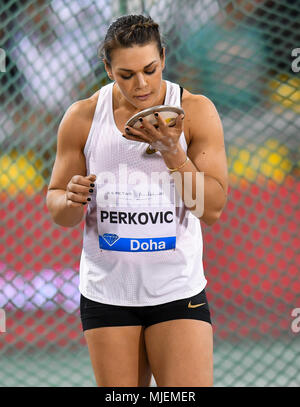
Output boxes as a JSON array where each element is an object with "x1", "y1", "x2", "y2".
[{"x1": 0, "y1": 0, "x2": 299, "y2": 386}]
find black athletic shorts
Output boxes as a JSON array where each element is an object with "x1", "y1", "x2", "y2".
[{"x1": 80, "y1": 288, "x2": 212, "y2": 332}]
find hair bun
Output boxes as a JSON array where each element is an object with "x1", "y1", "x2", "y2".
[{"x1": 131, "y1": 20, "x2": 158, "y2": 31}]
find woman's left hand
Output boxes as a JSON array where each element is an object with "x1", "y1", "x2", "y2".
[{"x1": 122, "y1": 112, "x2": 185, "y2": 155}]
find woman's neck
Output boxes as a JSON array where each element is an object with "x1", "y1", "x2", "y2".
[{"x1": 113, "y1": 80, "x2": 167, "y2": 114}]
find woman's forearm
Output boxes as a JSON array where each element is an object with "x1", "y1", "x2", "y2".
[
  {"x1": 161, "y1": 145, "x2": 227, "y2": 225},
  {"x1": 46, "y1": 189, "x2": 84, "y2": 227}
]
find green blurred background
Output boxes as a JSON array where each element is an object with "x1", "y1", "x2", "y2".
[{"x1": 0, "y1": 0, "x2": 299, "y2": 386}]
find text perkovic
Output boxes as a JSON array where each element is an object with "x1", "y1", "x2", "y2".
[{"x1": 100, "y1": 210, "x2": 174, "y2": 224}]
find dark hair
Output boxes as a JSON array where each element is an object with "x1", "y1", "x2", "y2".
[{"x1": 98, "y1": 14, "x2": 165, "y2": 68}]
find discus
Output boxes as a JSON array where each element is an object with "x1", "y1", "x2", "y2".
[
  {"x1": 125, "y1": 105, "x2": 185, "y2": 154},
  {"x1": 126, "y1": 105, "x2": 184, "y2": 129}
]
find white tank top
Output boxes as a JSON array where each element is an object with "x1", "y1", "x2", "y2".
[{"x1": 79, "y1": 79, "x2": 207, "y2": 306}]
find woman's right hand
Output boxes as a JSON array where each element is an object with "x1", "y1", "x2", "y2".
[{"x1": 66, "y1": 174, "x2": 97, "y2": 208}]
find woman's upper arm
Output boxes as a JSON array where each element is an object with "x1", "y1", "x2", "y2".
[
  {"x1": 186, "y1": 94, "x2": 228, "y2": 196},
  {"x1": 47, "y1": 101, "x2": 88, "y2": 192}
]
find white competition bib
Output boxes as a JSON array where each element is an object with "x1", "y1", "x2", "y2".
[{"x1": 95, "y1": 175, "x2": 177, "y2": 252}]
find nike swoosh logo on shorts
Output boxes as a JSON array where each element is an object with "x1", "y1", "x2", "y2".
[{"x1": 188, "y1": 301, "x2": 206, "y2": 308}]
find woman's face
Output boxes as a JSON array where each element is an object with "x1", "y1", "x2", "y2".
[{"x1": 105, "y1": 42, "x2": 165, "y2": 111}]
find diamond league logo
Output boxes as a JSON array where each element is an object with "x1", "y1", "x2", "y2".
[{"x1": 102, "y1": 233, "x2": 120, "y2": 246}]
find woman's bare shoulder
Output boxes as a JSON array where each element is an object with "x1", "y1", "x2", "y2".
[
  {"x1": 181, "y1": 87, "x2": 211, "y2": 107},
  {"x1": 181, "y1": 88, "x2": 218, "y2": 122},
  {"x1": 64, "y1": 90, "x2": 101, "y2": 150},
  {"x1": 181, "y1": 87, "x2": 214, "y2": 145},
  {"x1": 70, "y1": 90, "x2": 100, "y2": 120}
]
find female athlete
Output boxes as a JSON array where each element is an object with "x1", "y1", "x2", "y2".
[{"x1": 46, "y1": 14, "x2": 228, "y2": 387}]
